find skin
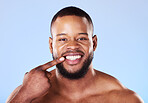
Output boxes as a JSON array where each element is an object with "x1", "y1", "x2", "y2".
[{"x1": 6, "y1": 16, "x2": 143, "y2": 103}]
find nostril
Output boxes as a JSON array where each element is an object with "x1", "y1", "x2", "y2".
[
  {"x1": 66, "y1": 41, "x2": 79, "y2": 49},
  {"x1": 67, "y1": 45, "x2": 79, "y2": 49}
]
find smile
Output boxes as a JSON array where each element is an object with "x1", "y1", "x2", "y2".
[
  {"x1": 66, "y1": 55, "x2": 81, "y2": 60},
  {"x1": 62, "y1": 52, "x2": 84, "y2": 65}
]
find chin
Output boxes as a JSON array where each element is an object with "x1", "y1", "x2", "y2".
[{"x1": 64, "y1": 65, "x2": 84, "y2": 73}]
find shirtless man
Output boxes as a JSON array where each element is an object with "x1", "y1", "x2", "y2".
[{"x1": 6, "y1": 6, "x2": 143, "y2": 103}]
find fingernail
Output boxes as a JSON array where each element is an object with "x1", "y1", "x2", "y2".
[{"x1": 59, "y1": 57, "x2": 65, "y2": 61}]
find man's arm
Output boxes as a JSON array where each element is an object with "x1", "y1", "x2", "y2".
[
  {"x1": 6, "y1": 85, "x2": 33, "y2": 103},
  {"x1": 6, "y1": 85, "x2": 22, "y2": 103},
  {"x1": 6, "y1": 57, "x2": 65, "y2": 103}
]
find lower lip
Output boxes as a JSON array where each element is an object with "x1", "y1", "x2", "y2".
[{"x1": 65, "y1": 57, "x2": 82, "y2": 65}]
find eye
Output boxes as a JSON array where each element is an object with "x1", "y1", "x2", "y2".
[
  {"x1": 77, "y1": 37, "x2": 87, "y2": 41},
  {"x1": 58, "y1": 38, "x2": 67, "y2": 41}
]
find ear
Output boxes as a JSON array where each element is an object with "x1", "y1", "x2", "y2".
[
  {"x1": 92, "y1": 35, "x2": 97, "y2": 51},
  {"x1": 49, "y1": 37, "x2": 53, "y2": 54}
]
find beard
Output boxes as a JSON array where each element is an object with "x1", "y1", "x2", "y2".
[{"x1": 52, "y1": 51, "x2": 94, "y2": 80}]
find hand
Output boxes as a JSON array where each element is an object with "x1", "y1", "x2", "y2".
[{"x1": 19, "y1": 57, "x2": 65, "y2": 102}]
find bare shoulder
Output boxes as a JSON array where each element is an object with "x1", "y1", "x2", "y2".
[
  {"x1": 6, "y1": 85, "x2": 22, "y2": 103},
  {"x1": 95, "y1": 70, "x2": 125, "y2": 90},
  {"x1": 94, "y1": 70, "x2": 143, "y2": 103},
  {"x1": 107, "y1": 89, "x2": 144, "y2": 103}
]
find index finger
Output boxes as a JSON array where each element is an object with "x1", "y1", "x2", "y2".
[{"x1": 36, "y1": 57, "x2": 65, "y2": 71}]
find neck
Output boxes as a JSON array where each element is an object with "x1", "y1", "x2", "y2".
[{"x1": 55, "y1": 63, "x2": 96, "y2": 99}]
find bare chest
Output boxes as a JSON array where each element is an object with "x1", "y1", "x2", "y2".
[{"x1": 32, "y1": 94, "x2": 110, "y2": 103}]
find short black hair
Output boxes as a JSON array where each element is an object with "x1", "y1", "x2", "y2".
[{"x1": 50, "y1": 6, "x2": 93, "y2": 35}]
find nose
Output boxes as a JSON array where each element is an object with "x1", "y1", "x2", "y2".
[{"x1": 67, "y1": 40, "x2": 79, "y2": 50}]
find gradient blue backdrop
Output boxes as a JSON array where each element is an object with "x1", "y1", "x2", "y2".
[{"x1": 0, "y1": 0, "x2": 147, "y2": 102}]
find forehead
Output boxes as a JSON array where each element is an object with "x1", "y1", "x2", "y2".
[{"x1": 51, "y1": 16, "x2": 93, "y2": 37}]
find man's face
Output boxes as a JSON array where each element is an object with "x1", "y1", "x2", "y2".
[{"x1": 50, "y1": 15, "x2": 96, "y2": 79}]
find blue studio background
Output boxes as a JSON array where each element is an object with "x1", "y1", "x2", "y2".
[{"x1": 0, "y1": 0, "x2": 147, "y2": 102}]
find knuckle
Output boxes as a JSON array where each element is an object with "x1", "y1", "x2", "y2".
[
  {"x1": 35, "y1": 65, "x2": 44, "y2": 70},
  {"x1": 55, "y1": 59, "x2": 60, "y2": 63},
  {"x1": 49, "y1": 61, "x2": 54, "y2": 66},
  {"x1": 29, "y1": 68, "x2": 45, "y2": 77}
]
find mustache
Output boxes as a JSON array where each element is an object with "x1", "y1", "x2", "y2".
[{"x1": 61, "y1": 50, "x2": 84, "y2": 57}]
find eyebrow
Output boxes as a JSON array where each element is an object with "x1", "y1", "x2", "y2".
[
  {"x1": 56, "y1": 33, "x2": 66, "y2": 36},
  {"x1": 78, "y1": 33, "x2": 88, "y2": 35},
  {"x1": 56, "y1": 33, "x2": 88, "y2": 36}
]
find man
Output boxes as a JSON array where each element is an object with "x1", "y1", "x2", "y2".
[{"x1": 7, "y1": 6, "x2": 143, "y2": 103}]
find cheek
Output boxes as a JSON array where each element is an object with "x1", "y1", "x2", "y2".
[
  {"x1": 86, "y1": 41, "x2": 93, "y2": 54},
  {"x1": 80, "y1": 41, "x2": 92, "y2": 56},
  {"x1": 52, "y1": 42, "x2": 58, "y2": 57},
  {"x1": 52, "y1": 49, "x2": 58, "y2": 58},
  {"x1": 52, "y1": 42, "x2": 66, "y2": 57},
  {"x1": 89, "y1": 44, "x2": 93, "y2": 53}
]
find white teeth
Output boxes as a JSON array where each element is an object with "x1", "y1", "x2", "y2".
[{"x1": 66, "y1": 55, "x2": 81, "y2": 60}]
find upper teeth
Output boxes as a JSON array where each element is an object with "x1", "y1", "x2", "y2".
[{"x1": 66, "y1": 55, "x2": 81, "y2": 60}]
